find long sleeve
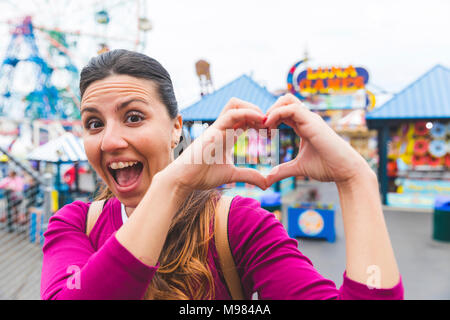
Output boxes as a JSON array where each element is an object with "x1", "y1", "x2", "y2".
[
  {"x1": 227, "y1": 196, "x2": 404, "y2": 300},
  {"x1": 40, "y1": 201, "x2": 158, "y2": 300},
  {"x1": 0, "y1": 177, "x2": 12, "y2": 189}
]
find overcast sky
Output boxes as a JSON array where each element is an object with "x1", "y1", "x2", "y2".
[
  {"x1": 1, "y1": 0, "x2": 450, "y2": 110},
  {"x1": 145, "y1": 0, "x2": 450, "y2": 108}
]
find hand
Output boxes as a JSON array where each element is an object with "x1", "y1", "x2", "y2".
[
  {"x1": 164, "y1": 98, "x2": 268, "y2": 192},
  {"x1": 264, "y1": 94, "x2": 371, "y2": 186}
]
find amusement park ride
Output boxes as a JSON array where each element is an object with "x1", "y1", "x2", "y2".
[{"x1": 0, "y1": 0, "x2": 152, "y2": 152}]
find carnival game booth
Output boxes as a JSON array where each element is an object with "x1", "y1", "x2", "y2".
[
  {"x1": 278, "y1": 60, "x2": 383, "y2": 240},
  {"x1": 366, "y1": 64, "x2": 450, "y2": 209},
  {"x1": 26, "y1": 132, "x2": 94, "y2": 211},
  {"x1": 181, "y1": 74, "x2": 296, "y2": 217},
  {"x1": 332, "y1": 109, "x2": 378, "y2": 172}
]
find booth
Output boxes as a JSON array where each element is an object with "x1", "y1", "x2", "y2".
[
  {"x1": 282, "y1": 58, "x2": 380, "y2": 188},
  {"x1": 332, "y1": 109, "x2": 379, "y2": 171},
  {"x1": 287, "y1": 201, "x2": 335, "y2": 242},
  {"x1": 366, "y1": 65, "x2": 450, "y2": 209}
]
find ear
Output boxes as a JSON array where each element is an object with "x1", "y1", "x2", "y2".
[{"x1": 171, "y1": 114, "x2": 183, "y2": 148}]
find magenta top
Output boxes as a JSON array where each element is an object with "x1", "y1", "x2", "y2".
[{"x1": 41, "y1": 195, "x2": 404, "y2": 300}]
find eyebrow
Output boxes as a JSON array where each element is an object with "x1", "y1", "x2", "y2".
[{"x1": 80, "y1": 99, "x2": 148, "y2": 116}]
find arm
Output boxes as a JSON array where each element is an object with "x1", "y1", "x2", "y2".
[
  {"x1": 337, "y1": 167, "x2": 400, "y2": 289},
  {"x1": 41, "y1": 201, "x2": 158, "y2": 300},
  {"x1": 263, "y1": 94, "x2": 403, "y2": 298},
  {"x1": 114, "y1": 170, "x2": 190, "y2": 266},
  {"x1": 0, "y1": 177, "x2": 11, "y2": 189},
  {"x1": 42, "y1": 171, "x2": 190, "y2": 300},
  {"x1": 228, "y1": 195, "x2": 403, "y2": 300}
]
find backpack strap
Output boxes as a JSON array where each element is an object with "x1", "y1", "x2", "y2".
[
  {"x1": 86, "y1": 199, "x2": 106, "y2": 237},
  {"x1": 215, "y1": 195, "x2": 244, "y2": 300}
]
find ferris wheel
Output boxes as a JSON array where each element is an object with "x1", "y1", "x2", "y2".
[{"x1": 0, "y1": 0, "x2": 152, "y2": 121}]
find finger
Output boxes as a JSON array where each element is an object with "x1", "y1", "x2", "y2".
[
  {"x1": 232, "y1": 120, "x2": 264, "y2": 132},
  {"x1": 216, "y1": 108, "x2": 266, "y2": 131},
  {"x1": 231, "y1": 167, "x2": 267, "y2": 190},
  {"x1": 221, "y1": 97, "x2": 264, "y2": 116},
  {"x1": 264, "y1": 104, "x2": 297, "y2": 129},
  {"x1": 264, "y1": 103, "x2": 317, "y2": 132},
  {"x1": 265, "y1": 93, "x2": 302, "y2": 116},
  {"x1": 265, "y1": 159, "x2": 303, "y2": 187}
]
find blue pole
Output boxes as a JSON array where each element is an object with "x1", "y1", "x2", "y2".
[{"x1": 378, "y1": 126, "x2": 389, "y2": 205}]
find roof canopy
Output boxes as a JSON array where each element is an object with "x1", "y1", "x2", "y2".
[
  {"x1": 181, "y1": 74, "x2": 278, "y2": 121},
  {"x1": 27, "y1": 132, "x2": 87, "y2": 163},
  {"x1": 366, "y1": 64, "x2": 450, "y2": 123}
]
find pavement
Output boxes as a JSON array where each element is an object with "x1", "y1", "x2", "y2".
[
  {"x1": 0, "y1": 181, "x2": 449, "y2": 300},
  {"x1": 0, "y1": 230, "x2": 42, "y2": 300},
  {"x1": 284, "y1": 181, "x2": 450, "y2": 300}
]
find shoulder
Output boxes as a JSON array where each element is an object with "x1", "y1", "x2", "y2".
[
  {"x1": 228, "y1": 195, "x2": 277, "y2": 225},
  {"x1": 227, "y1": 195, "x2": 286, "y2": 246},
  {"x1": 47, "y1": 200, "x2": 91, "y2": 233},
  {"x1": 48, "y1": 198, "x2": 120, "y2": 230}
]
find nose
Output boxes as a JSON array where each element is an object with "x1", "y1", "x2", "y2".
[{"x1": 100, "y1": 123, "x2": 128, "y2": 152}]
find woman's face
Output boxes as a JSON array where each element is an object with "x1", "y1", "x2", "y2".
[{"x1": 81, "y1": 74, "x2": 182, "y2": 208}]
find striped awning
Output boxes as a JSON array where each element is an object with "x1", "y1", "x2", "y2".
[{"x1": 27, "y1": 132, "x2": 87, "y2": 163}]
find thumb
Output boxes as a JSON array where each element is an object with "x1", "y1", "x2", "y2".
[{"x1": 231, "y1": 167, "x2": 268, "y2": 190}]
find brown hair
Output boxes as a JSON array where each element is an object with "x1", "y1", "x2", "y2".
[
  {"x1": 95, "y1": 186, "x2": 220, "y2": 299},
  {"x1": 84, "y1": 50, "x2": 220, "y2": 299}
]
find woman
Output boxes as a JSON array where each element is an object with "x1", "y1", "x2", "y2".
[
  {"x1": 0, "y1": 170, "x2": 25, "y2": 224},
  {"x1": 41, "y1": 49, "x2": 403, "y2": 300}
]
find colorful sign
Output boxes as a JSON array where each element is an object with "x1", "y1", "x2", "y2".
[
  {"x1": 287, "y1": 59, "x2": 376, "y2": 110},
  {"x1": 387, "y1": 193, "x2": 437, "y2": 209},
  {"x1": 298, "y1": 210, "x2": 324, "y2": 236},
  {"x1": 397, "y1": 179, "x2": 450, "y2": 195},
  {"x1": 287, "y1": 204, "x2": 336, "y2": 242},
  {"x1": 388, "y1": 179, "x2": 450, "y2": 209}
]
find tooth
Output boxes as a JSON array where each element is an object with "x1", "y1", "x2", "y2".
[{"x1": 110, "y1": 161, "x2": 138, "y2": 170}]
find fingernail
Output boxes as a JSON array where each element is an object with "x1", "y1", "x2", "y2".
[{"x1": 262, "y1": 116, "x2": 268, "y2": 124}]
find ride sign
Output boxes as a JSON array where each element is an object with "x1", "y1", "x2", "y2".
[{"x1": 287, "y1": 59, "x2": 376, "y2": 110}]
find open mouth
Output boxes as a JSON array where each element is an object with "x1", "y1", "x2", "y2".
[{"x1": 108, "y1": 161, "x2": 144, "y2": 189}]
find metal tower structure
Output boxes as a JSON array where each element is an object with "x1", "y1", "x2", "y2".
[{"x1": 0, "y1": 16, "x2": 78, "y2": 120}]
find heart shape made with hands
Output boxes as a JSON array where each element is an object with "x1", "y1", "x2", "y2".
[
  {"x1": 174, "y1": 94, "x2": 351, "y2": 192},
  {"x1": 174, "y1": 94, "x2": 365, "y2": 192},
  {"x1": 173, "y1": 114, "x2": 275, "y2": 191}
]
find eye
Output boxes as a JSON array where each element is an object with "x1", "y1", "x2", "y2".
[
  {"x1": 126, "y1": 111, "x2": 144, "y2": 123},
  {"x1": 85, "y1": 118, "x2": 103, "y2": 130}
]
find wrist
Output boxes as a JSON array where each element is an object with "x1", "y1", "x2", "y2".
[
  {"x1": 336, "y1": 166, "x2": 378, "y2": 194},
  {"x1": 152, "y1": 165, "x2": 191, "y2": 198}
]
